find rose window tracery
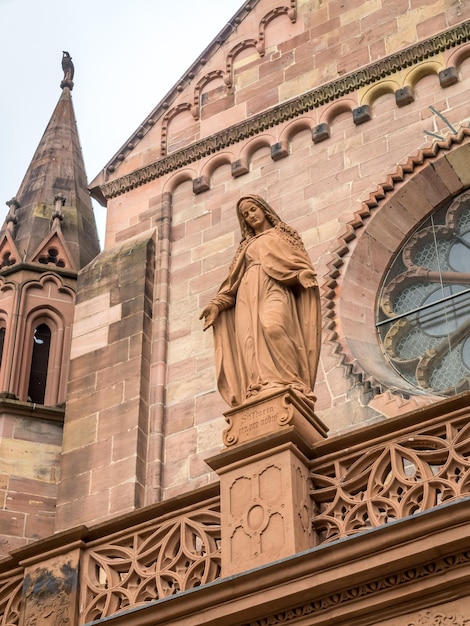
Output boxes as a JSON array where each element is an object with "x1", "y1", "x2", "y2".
[{"x1": 377, "y1": 190, "x2": 470, "y2": 396}]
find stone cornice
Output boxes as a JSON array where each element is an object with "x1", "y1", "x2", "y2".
[
  {"x1": 98, "y1": 20, "x2": 470, "y2": 201},
  {"x1": 0, "y1": 396, "x2": 65, "y2": 423},
  {"x1": 0, "y1": 261, "x2": 77, "y2": 280},
  {"x1": 247, "y1": 548, "x2": 470, "y2": 626}
]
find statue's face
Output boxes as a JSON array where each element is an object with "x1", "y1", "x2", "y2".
[{"x1": 239, "y1": 199, "x2": 271, "y2": 234}]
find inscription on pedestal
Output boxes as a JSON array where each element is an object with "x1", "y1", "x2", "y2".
[
  {"x1": 239, "y1": 405, "x2": 278, "y2": 437},
  {"x1": 223, "y1": 392, "x2": 288, "y2": 446},
  {"x1": 222, "y1": 387, "x2": 327, "y2": 447}
]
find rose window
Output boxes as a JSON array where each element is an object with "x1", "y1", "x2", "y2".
[{"x1": 376, "y1": 189, "x2": 470, "y2": 396}]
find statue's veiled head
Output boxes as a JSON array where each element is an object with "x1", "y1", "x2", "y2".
[{"x1": 236, "y1": 195, "x2": 282, "y2": 239}]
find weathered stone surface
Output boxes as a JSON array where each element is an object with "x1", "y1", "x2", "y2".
[
  {"x1": 57, "y1": 233, "x2": 156, "y2": 530},
  {"x1": 20, "y1": 550, "x2": 80, "y2": 626}
]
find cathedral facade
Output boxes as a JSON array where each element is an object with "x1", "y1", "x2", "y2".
[{"x1": 1, "y1": 1, "x2": 470, "y2": 624}]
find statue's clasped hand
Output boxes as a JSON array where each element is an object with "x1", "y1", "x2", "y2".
[
  {"x1": 298, "y1": 269, "x2": 317, "y2": 289},
  {"x1": 200, "y1": 303, "x2": 219, "y2": 331}
]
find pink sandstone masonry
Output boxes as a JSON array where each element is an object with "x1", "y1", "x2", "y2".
[
  {"x1": 3, "y1": 2, "x2": 470, "y2": 624},
  {"x1": 59, "y1": 0, "x2": 470, "y2": 527},
  {"x1": 0, "y1": 406, "x2": 63, "y2": 556}
]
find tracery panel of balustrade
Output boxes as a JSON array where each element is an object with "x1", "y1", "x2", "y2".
[
  {"x1": 80, "y1": 507, "x2": 221, "y2": 624},
  {"x1": 0, "y1": 572, "x2": 22, "y2": 626},
  {"x1": 309, "y1": 414, "x2": 470, "y2": 545}
]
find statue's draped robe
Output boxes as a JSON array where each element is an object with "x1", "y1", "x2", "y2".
[{"x1": 210, "y1": 229, "x2": 321, "y2": 406}]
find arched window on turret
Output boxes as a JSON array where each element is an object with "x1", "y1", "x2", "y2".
[
  {"x1": 18, "y1": 310, "x2": 65, "y2": 406},
  {"x1": 27, "y1": 323, "x2": 52, "y2": 404},
  {"x1": 18, "y1": 276, "x2": 74, "y2": 406}
]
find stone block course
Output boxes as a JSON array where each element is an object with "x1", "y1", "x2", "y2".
[
  {"x1": 116, "y1": 218, "x2": 152, "y2": 242},
  {"x1": 165, "y1": 398, "x2": 195, "y2": 435},
  {"x1": 67, "y1": 344, "x2": 114, "y2": 384},
  {"x1": 70, "y1": 325, "x2": 111, "y2": 361},
  {"x1": 120, "y1": 377, "x2": 142, "y2": 406},
  {"x1": 260, "y1": 51, "x2": 295, "y2": 82},
  {"x1": 166, "y1": 368, "x2": 216, "y2": 405},
  {"x1": 197, "y1": 419, "x2": 224, "y2": 454},
  {"x1": 171, "y1": 230, "x2": 203, "y2": 254},
  {"x1": 188, "y1": 264, "x2": 230, "y2": 296},
  {"x1": 109, "y1": 480, "x2": 142, "y2": 514},
  {"x1": 60, "y1": 439, "x2": 112, "y2": 484},
  {"x1": 0, "y1": 437, "x2": 60, "y2": 482},
  {"x1": 0, "y1": 509, "x2": 25, "y2": 536},
  {"x1": 8, "y1": 476, "x2": 57, "y2": 499},
  {"x1": 62, "y1": 415, "x2": 97, "y2": 452},
  {"x1": 67, "y1": 383, "x2": 124, "y2": 422},
  {"x1": 56, "y1": 491, "x2": 111, "y2": 528},
  {"x1": 201, "y1": 92, "x2": 236, "y2": 119},
  {"x1": 90, "y1": 455, "x2": 138, "y2": 494},
  {"x1": 110, "y1": 430, "x2": 140, "y2": 466},
  {"x1": 5, "y1": 491, "x2": 56, "y2": 515},
  {"x1": 66, "y1": 372, "x2": 97, "y2": 398},
  {"x1": 56, "y1": 471, "x2": 91, "y2": 502},
  {"x1": 246, "y1": 87, "x2": 281, "y2": 118},
  {"x1": 95, "y1": 357, "x2": 142, "y2": 391},
  {"x1": 417, "y1": 13, "x2": 448, "y2": 39},
  {"x1": 24, "y1": 511, "x2": 55, "y2": 540},
  {"x1": 13, "y1": 418, "x2": 62, "y2": 446},
  {"x1": 167, "y1": 358, "x2": 197, "y2": 384},
  {"x1": 108, "y1": 313, "x2": 147, "y2": 345},
  {"x1": 448, "y1": 1, "x2": 470, "y2": 24},
  {"x1": 201, "y1": 215, "x2": 234, "y2": 245}
]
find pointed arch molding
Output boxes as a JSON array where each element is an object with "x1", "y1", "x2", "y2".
[
  {"x1": 30, "y1": 229, "x2": 77, "y2": 271},
  {"x1": 100, "y1": 21, "x2": 470, "y2": 199},
  {"x1": 0, "y1": 232, "x2": 20, "y2": 269},
  {"x1": 160, "y1": 3, "x2": 297, "y2": 156},
  {"x1": 326, "y1": 127, "x2": 470, "y2": 396}
]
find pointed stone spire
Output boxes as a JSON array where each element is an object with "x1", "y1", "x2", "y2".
[{"x1": 0, "y1": 53, "x2": 100, "y2": 270}]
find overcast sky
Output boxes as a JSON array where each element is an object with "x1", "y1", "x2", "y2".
[{"x1": 0, "y1": 0, "x2": 244, "y2": 245}]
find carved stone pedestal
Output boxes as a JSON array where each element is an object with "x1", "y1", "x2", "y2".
[{"x1": 206, "y1": 387, "x2": 328, "y2": 577}]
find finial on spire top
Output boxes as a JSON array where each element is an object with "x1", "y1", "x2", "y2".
[{"x1": 60, "y1": 51, "x2": 74, "y2": 90}]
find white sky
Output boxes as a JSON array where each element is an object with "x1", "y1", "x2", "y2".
[{"x1": 0, "y1": 0, "x2": 244, "y2": 246}]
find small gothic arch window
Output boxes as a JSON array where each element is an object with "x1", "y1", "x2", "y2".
[
  {"x1": 27, "y1": 323, "x2": 52, "y2": 404},
  {"x1": 376, "y1": 190, "x2": 470, "y2": 396},
  {"x1": 0, "y1": 327, "x2": 5, "y2": 370}
]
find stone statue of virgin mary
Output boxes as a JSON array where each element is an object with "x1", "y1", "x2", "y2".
[{"x1": 200, "y1": 194, "x2": 321, "y2": 407}]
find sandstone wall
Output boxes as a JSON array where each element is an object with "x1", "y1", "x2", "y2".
[{"x1": 70, "y1": 0, "x2": 470, "y2": 519}]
